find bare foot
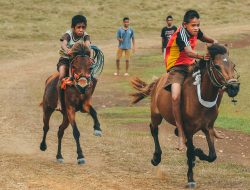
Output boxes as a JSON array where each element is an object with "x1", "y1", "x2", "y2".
[{"x1": 213, "y1": 128, "x2": 225, "y2": 139}]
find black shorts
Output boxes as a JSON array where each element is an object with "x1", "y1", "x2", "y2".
[{"x1": 57, "y1": 57, "x2": 70, "y2": 71}]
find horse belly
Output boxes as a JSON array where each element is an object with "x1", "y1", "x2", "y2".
[{"x1": 43, "y1": 76, "x2": 59, "y2": 109}]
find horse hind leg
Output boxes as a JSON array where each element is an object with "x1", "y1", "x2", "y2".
[
  {"x1": 56, "y1": 113, "x2": 69, "y2": 163},
  {"x1": 40, "y1": 107, "x2": 54, "y2": 151},
  {"x1": 150, "y1": 113, "x2": 163, "y2": 166}
]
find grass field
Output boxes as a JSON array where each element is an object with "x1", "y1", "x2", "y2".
[{"x1": 0, "y1": 0, "x2": 250, "y2": 189}]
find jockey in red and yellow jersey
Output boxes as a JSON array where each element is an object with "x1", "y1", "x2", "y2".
[
  {"x1": 165, "y1": 25, "x2": 203, "y2": 71},
  {"x1": 164, "y1": 10, "x2": 217, "y2": 151}
]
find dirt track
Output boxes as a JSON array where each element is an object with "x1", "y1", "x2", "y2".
[{"x1": 0, "y1": 37, "x2": 249, "y2": 190}]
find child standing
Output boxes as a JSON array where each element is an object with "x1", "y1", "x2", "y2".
[{"x1": 114, "y1": 17, "x2": 135, "y2": 76}]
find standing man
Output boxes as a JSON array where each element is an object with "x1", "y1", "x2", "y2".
[
  {"x1": 114, "y1": 17, "x2": 135, "y2": 76},
  {"x1": 161, "y1": 15, "x2": 177, "y2": 59}
]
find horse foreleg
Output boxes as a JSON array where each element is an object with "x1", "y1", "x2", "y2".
[
  {"x1": 150, "y1": 114, "x2": 163, "y2": 166},
  {"x1": 195, "y1": 128, "x2": 217, "y2": 162},
  {"x1": 67, "y1": 106, "x2": 85, "y2": 164},
  {"x1": 186, "y1": 136, "x2": 196, "y2": 188},
  {"x1": 89, "y1": 106, "x2": 102, "y2": 137},
  {"x1": 40, "y1": 107, "x2": 54, "y2": 151},
  {"x1": 56, "y1": 113, "x2": 69, "y2": 163}
]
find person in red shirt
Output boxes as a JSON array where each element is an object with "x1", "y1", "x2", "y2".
[{"x1": 164, "y1": 10, "x2": 217, "y2": 150}]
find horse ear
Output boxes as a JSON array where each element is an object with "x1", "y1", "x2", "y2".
[
  {"x1": 205, "y1": 43, "x2": 211, "y2": 56},
  {"x1": 224, "y1": 44, "x2": 230, "y2": 56}
]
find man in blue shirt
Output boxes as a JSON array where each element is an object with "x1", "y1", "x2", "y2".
[{"x1": 114, "y1": 17, "x2": 135, "y2": 76}]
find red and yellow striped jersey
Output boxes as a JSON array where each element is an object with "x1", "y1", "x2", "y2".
[{"x1": 165, "y1": 25, "x2": 203, "y2": 71}]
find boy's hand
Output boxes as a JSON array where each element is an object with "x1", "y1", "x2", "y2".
[
  {"x1": 132, "y1": 46, "x2": 136, "y2": 54},
  {"x1": 203, "y1": 53, "x2": 210, "y2": 61},
  {"x1": 213, "y1": 39, "x2": 218, "y2": 44},
  {"x1": 67, "y1": 49, "x2": 73, "y2": 56}
]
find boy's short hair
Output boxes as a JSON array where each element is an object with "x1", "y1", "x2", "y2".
[
  {"x1": 123, "y1": 17, "x2": 129, "y2": 22},
  {"x1": 166, "y1": 15, "x2": 173, "y2": 21},
  {"x1": 183, "y1": 10, "x2": 200, "y2": 23},
  {"x1": 71, "y1": 15, "x2": 87, "y2": 28}
]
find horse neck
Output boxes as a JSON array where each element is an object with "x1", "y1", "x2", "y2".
[{"x1": 201, "y1": 69, "x2": 219, "y2": 101}]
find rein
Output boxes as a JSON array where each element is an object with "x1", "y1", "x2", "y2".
[
  {"x1": 66, "y1": 54, "x2": 93, "y2": 94},
  {"x1": 193, "y1": 58, "x2": 239, "y2": 108},
  {"x1": 206, "y1": 59, "x2": 240, "y2": 89},
  {"x1": 61, "y1": 45, "x2": 104, "y2": 94}
]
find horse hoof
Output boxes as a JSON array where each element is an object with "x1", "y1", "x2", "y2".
[
  {"x1": 77, "y1": 158, "x2": 86, "y2": 165},
  {"x1": 151, "y1": 159, "x2": 160, "y2": 166},
  {"x1": 40, "y1": 143, "x2": 47, "y2": 151},
  {"x1": 187, "y1": 182, "x2": 196, "y2": 189},
  {"x1": 57, "y1": 158, "x2": 64, "y2": 163},
  {"x1": 94, "y1": 130, "x2": 102, "y2": 137}
]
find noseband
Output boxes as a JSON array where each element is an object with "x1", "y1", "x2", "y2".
[
  {"x1": 193, "y1": 57, "x2": 240, "y2": 108},
  {"x1": 69, "y1": 55, "x2": 93, "y2": 94},
  {"x1": 206, "y1": 59, "x2": 240, "y2": 89}
]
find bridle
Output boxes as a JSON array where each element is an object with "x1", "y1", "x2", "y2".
[
  {"x1": 205, "y1": 58, "x2": 240, "y2": 89},
  {"x1": 193, "y1": 56, "x2": 240, "y2": 108},
  {"x1": 69, "y1": 55, "x2": 93, "y2": 94}
]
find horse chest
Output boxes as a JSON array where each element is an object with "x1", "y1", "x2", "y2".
[{"x1": 183, "y1": 108, "x2": 218, "y2": 128}]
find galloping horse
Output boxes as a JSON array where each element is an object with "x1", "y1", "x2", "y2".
[
  {"x1": 40, "y1": 44, "x2": 104, "y2": 164},
  {"x1": 130, "y1": 44, "x2": 240, "y2": 187}
]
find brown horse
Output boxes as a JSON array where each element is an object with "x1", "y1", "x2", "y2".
[
  {"x1": 40, "y1": 44, "x2": 103, "y2": 164},
  {"x1": 130, "y1": 44, "x2": 240, "y2": 188}
]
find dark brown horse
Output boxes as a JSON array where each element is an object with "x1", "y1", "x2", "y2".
[
  {"x1": 40, "y1": 44, "x2": 103, "y2": 164},
  {"x1": 130, "y1": 44, "x2": 240, "y2": 188}
]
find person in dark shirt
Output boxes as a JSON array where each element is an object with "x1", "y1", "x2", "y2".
[{"x1": 161, "y1": 15, "x2": 177, "y2": 57}]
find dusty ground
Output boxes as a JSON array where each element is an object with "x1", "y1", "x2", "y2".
[{"x1": 0, "y1": 33, "x2": 249, "y2": 190}]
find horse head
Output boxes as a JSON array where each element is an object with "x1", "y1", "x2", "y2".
[
  {"x1": 206, "y1": 44, "x2": 240, "y2": 97},
  {"x1": 70, "y1": 43, "x2": 93, "y2": 92}
]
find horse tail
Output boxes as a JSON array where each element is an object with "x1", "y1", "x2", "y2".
[
  {"x1": 39, "y1": 101, "x2": 43, "y2": 107},
  {"x1": 130, "y1": 77, "x2": 159, "y2": 104}
]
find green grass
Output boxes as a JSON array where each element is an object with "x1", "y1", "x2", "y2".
[
  {"x1": 1, "y1": 0, "x2": 249, "y2": 43},
  {"x1": 216, "y1": 116, "x2": 250, "y2": 133},
  {"x1": 100, "y1": 106, "x2": 150, "y2": 126}
]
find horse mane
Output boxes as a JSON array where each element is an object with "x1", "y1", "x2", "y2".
[
  {"x1": 196, "y1": 44, "x2": 228, "y2": 70},
  {"x1": 71, "y1": 42, "x2": 91, "y2": 58},
  {"x1": 207, "y1": 44, "x2": 227, "y2": 60}
]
